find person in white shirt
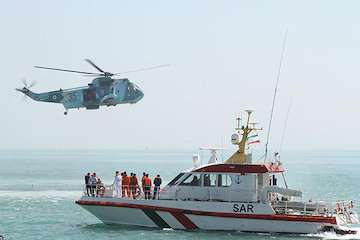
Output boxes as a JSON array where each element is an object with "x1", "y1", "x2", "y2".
[
  {"x1": 90, "y1": 173, "x2": 97, "y2": 197},
  {"x1": 113, "y1": 171, "x2": 121, "y2": 197}
]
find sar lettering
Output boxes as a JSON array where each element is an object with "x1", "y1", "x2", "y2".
[{"x1": 233, "y1": 204, "x2": 254, "y2": 213}]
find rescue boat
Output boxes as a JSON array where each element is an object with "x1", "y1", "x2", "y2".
[{"x1": 76, "y1": 110, "x2": 359, "y2": 234}]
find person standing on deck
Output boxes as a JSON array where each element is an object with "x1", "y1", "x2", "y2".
[
  {"x1": 130, "y1": 173, "x2": 139, "y2": 199},
  {"x1": 90, "y1": 173, "x2": 97, "y2": 197},
  {"x1": 122, "y1": 172, "x2": 130, "y2": 197},
  {"x1": 113, "y1": 171, "x2": 121, "y2": 197},
  {"x1": 153, "y1": 174, "x2": 162, "y2": 200},
  {"x1": 96, "y1": 178, "x2": 104, "y2": 197},
  {"x1": 144, "y1": 174, "x2": 152, "y2": 200},
  {"x1": 141, "y1": 172, "x2": 146, "y2": 193},
  {"x1": 84, "y1": 173, "x2": 91, "y2": 196}
]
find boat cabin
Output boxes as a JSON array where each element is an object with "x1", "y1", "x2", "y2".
[{"x1": 160, "y1": 162, "x2": 285, "y2": 203}]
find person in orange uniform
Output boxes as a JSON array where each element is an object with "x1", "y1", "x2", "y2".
[
  {"x1": 144, "y1": 174, "x2": 152, "y2": 200},
  {"x1": 121, "y1": 172, "x2": 130, "y2": 197},
  {"x1": 141, "y1": 172, "x2": 146, "y2": 193},
  {"x1": 130, "y1": 173, "x2": 139, "y2": 199}
]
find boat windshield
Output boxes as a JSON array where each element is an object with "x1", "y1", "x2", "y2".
[
  {"x1": 179, "y1": 173, "x2": 201, "y2": 186},
  {"x1": 168, "y1": 173, "x2": 185, "y2": 186}
]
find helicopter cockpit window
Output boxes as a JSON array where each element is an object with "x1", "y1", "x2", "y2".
[
  {"x1": 127, "y1": 84, "x2": 134, "y2": 96},
  {"x1": 133, "y1": 84, "x2": 141, "y2": 92}
]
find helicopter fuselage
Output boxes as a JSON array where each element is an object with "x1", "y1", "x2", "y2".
[{"x1": 16, "y1": 77, "x2": 144, "y2": 114}]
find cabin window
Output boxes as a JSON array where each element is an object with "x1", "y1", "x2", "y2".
[
  {"x1": 218, "y1": 174, "x2": 232, "y2": 187},
  {"x1": 168, "y1": 173, "x2": 185, "y2": 186},
  {"x1": 270, "y1": 174, "x2": 277, "y2": 186},
  {"x1": 179, "y1": 173, "x2": 201, "y2": 186},
  {"x1": 203, "y1": 174, "x2": 217, "y2": 187},
  {"x1": 257, "y1": 173, "x2": 263, "y2": 189},
  {"x1": 234, "y1": 175, "x2": 241, "y2": 184}
]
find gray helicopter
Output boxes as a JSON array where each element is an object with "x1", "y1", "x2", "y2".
[{"x1": 16, "y1": 59, "x2": 168, "y2": 115}]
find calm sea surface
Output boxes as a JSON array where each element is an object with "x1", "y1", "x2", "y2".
[{"x1": 0, "y1": 149, "x2": 359, "y2": 240}]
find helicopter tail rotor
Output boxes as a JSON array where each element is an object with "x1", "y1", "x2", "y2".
[
  {"x1": 21, "y1": 78, "x2": 36, "y2": 89},
  {"x1": 16, "y1": 78, "x2": 36, "y2": 100}
]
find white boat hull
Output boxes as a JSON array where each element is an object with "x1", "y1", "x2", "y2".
[{"x1": 76, "y1": 197, "x2": 339, "y2": 234}]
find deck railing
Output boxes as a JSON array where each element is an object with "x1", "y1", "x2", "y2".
[
  {"x1": 272, "y1": 198, "x2": 357, "y2": 219},
  {"x1": 82, "y1": 184, "x2": 161, "y2": 200}
]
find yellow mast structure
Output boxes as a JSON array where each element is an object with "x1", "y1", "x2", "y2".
[{"x1": 225, "y1": 110, "x2": 262, "y2": 164}]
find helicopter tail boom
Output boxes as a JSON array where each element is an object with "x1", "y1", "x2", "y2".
[
  {"x1": 16, "y1": 87, "x2": 38, "y2": 100},
  {"x1": 16, "y1": 87, "x2": 64, "y2": 103}
]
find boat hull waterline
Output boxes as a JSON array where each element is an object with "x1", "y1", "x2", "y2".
[{"x1": 76, "y1": 197, "x2": 343, "y2": 234}]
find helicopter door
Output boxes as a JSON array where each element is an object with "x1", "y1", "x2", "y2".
[{"x1": 83, "y1": 88, "x2": 97, "y2": 104}]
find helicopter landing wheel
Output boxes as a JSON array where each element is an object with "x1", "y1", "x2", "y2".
[{"x1": 64, "y1": 109, "x2": 68, "y2": 115}]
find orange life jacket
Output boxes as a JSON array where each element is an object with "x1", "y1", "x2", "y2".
[
  {"x1": 130, "y1": 176, "x2": 138, "y2": 186},
  {"x1": 122, "y1": 176, "x2": 130, "y2": 185},
  {"x1": 144, "y1": 177, "x2": 152, "y2": 186}
]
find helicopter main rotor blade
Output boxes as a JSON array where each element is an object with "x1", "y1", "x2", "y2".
[
  {"x1": 34, "y1": 66, "x2": 97, "y2": 75},
  {"x1": 114, "y1": 64, "x2": 170, "y2": 75},
  {"x1": 82, "y1": 74, "x2": 107, "y2": 77},
  {"x1": 85, "y1": 59, "x2": 106, "y2": 73}
]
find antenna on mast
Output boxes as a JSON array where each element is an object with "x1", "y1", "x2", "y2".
[
  {"x1": 236, "y1": 114, "x2": 241, "y2": 133},
  {"x1": 264, "y1": 29, "x2": 288, "y2": 162},
  {"x1": 279, "y1": 98, "x2": 292, "y2": 153}
]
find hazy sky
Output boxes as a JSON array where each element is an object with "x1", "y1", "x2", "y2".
[{"x1": 1, "y1": 0, "x2": 360, "y2": 152}]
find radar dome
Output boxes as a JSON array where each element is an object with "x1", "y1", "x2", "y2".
[{"x1": 231, "y1": 133, "x2": 241, "y2": 145}]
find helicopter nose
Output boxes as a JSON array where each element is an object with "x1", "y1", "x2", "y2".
[
  {"x1": 132, "y1": 84, "x2": 144, "y2": 102},
  {"x1": 137, "y1": 89, "x2": 144, "y2": 101}
]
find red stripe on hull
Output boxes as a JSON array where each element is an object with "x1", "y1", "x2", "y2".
[
  {"x1": 76, "y1": 200, "x2": 337, "y2": 225},
  {"x1": 170, "y1": 212, "x2": 198, "y2": 229}
]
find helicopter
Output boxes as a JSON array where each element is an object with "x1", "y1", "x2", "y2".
[{"x1": 16, "y1": 59, "x2": 169, "y2": 115}]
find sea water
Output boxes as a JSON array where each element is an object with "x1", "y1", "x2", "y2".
[{"x1": 0, "y1": 149, "x2": 359, "y2": 240}]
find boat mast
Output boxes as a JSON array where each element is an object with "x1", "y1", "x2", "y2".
[
  {"x1": 264, "y1": 29, "x2": 288, "y2": 162},
  {"x1": 279, "y1": 99, "x2": 292, "y2": 154},
  {"x1": 225, "y1": 110, "x2": 262, "y2": 164}
]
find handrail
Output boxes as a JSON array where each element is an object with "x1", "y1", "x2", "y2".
[
  {"x1": 82, "y1": 184, "x2": 163, "y2": 200},
  {"x1": 270, "y1": 198, "x2": 358, "y2": 218}
]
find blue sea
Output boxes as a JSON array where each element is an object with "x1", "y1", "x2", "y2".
[{"x1": 0, "y1": 149, "x2": 359, "y2": 240}]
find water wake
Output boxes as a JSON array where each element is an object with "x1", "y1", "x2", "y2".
[
  {"x1": 0, "y1": 190, "x2": 81, "y2": 199},
  {"x1": 307, "y1": 227, "x2": 360, "y2": 240}
]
